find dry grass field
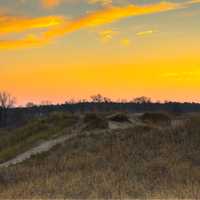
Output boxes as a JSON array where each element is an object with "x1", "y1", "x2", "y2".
[{"x1": 0, "y1": 111, "x2": 199, "y2": 199}]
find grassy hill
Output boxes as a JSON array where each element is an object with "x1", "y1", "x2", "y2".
[
  {"x1": 0, "y1": 112, "x2": 199, "y2": 199},
  {"x1": 0, "y1": 112, "x2": 79, "y2": 164}
]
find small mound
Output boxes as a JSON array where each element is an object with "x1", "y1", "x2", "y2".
[
  {"x1": 108, "y1": 113, "x2": 130, "y2": 123},
  {"x1": 83, "y1": 113, "x2": 108, "y2": 131},
  {"x1": 140, "y1": 112, "x2": 171, "y2": 125}
]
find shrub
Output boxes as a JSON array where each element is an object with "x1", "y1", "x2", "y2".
[
  {"x1": 140, "y1": 112, "x2": 171, "y2": 125},
  {"x1": 83, "y1": 113, "x2": 108, "y2": 131},
  {"x1": 47, "y1": 111, "x2": 79, "y2": 128},
  {"x1": 83, "y1": 113, "x2": 99, "y2": 123},
  {"x1": 108, "y1": 113, "x2": 130, "y2": 123}
]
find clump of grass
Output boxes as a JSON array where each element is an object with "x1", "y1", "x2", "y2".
[
  {"x1": 83, "y1": 113, "x2": 108, "y2": 131},
  {"x1": 140, "y1": 112, "x2": 171, "y2": 125},
  {"x1": 108, "y1": 113, "x2": 130, "y2": 123}
]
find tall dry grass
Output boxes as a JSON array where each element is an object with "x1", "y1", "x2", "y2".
[{"x1": 0, "y1": 112, "x2": 199, "y2": 199}]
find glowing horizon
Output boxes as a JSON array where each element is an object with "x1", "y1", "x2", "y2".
[{"x1": 0, "y1": 0, "x2": 200, "y2": 105}]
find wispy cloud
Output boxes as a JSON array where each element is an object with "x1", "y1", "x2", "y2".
[
  {"x1": 0, "y1": 15, "x2": 64, "y2": 35},
  {"x1": 98, "y1": 29, "x2": 118, "y2": 42},
  {"x1": 1, "y1": 0, "x2": 200, "y2": 49},
  {"x1": 0, "y1": 34, "x2": 48, "y2": 49},
  {"x1": 43, "y1": 1, "x2": 187, "y2": 40},
  {"x1": 0, "y1": 14, "x2": 65, "y2": 49},
  {"x1": 136, "y1": 30, "x2": 157, "y2": 37}
]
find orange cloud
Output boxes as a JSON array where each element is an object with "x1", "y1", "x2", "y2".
[
  {"x1": 136, "y1": 30, "x2": 157, "y2": 37},
  {"x1": 0, "y1": 34, "x2": 48, "y2": 49},
  {"x1": 0, "y1": 15, "x2": 64, "y2": 35},
  {"x1": 43, "y1": 0, "x2": 200, "y2": 41},
  {"x1": 98, "y1": 29, "x2": 118, "y2": 42},
  {"x1": 43, "y1": 1, "x2": 183, "y2": 40},
  {"x1": 1, "y1": 0, "x2": 200, "y2": 49},
  {"x1": 0, "y1": 15, "x2": 64, "y2": 49}
]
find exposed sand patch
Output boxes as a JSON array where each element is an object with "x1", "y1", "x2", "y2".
[{"x1": 108, "y1": 121, "x2": 132, "y2": 130}]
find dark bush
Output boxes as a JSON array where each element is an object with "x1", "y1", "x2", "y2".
[
  {"x1": 108, "y1": 113, "x2": 130, "y2": 123},
  {"x1": 140, "y1": 112, "x2": 171, "y2": 125},
  {"x1": 83, "y1": 113, "x2": 99, "y2": 123},
  {"x1": 83, "y1": 113, "x2": 108, "y2": 130},
  {"x1": 47, "y1": 112, "x2": 79, "y2": 128}
]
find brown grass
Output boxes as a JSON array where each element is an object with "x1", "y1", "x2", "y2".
[
  {"x1": 0, "y1": 112, "x2": 199, "y2": 199},
  {"x1": 140, "y1": 112, "x2": 171, "y2": 126},
  {"x1": 107, "y1": 113, "x2": 130, "y2": 123},
  {"x1": 83, "y1": 113, "x2": 108, "y2": 131}
]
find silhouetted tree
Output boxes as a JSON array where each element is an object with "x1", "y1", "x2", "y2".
[
  {"x1": 0, "y1": 91, "x2": 16, "y2": 126},
  {"x1": 68, "y1": 98, "x2": 76, "y2": 104},
  {"x1": 0, "y1": 91, "x2": 16, "y2": 109},
  {"x1": 91, "y1": 94, "x2": 104, "y2": 103},
  {"x1": 103, "y1": 97, "x2": 112, "y2": 103},
  {"x1": 132, "y1": 96, "x2": 151, "y2": 104},
  {"x1": 90, "y1": 94, "x2": 112, "y2": 103}
]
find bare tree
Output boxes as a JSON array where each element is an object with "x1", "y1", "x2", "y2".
[
  {"x1": 0, "y1": 91, "x2": 16, "y2": 126},
  {"x1": 0, "y1": 91, "x2": 16, "y2": 109}
]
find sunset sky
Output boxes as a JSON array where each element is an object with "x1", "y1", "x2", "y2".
[{"x1": 0, "y1": 0, "x2": 200, "y2": 105}]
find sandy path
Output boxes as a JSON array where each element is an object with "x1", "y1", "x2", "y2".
[
  {"x1": 0, "y1": 133, "x2": 78, "y2": 168},
  {"x1": 0, "y1": 123, "x2": 125, "y2": 169}
]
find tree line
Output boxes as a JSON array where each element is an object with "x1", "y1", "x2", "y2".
[{"x1": 1, "y1": 91, "x2": 200, "y2": 128}]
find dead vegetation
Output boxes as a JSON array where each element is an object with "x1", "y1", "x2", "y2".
[
  {"x1": 140, "y1": 112, "x2": 171, "y2": 126},
  {"x1": 0, "y1": 112, "x2": 199, "y2": 199},
  {"x1": 107, "y1": 113, "x2": 130, "y2": 123},
  {"x1": 83, "y1": 113, "x2": 109, "y2": 131}
]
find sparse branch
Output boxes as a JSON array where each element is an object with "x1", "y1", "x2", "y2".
[{"x1": 0, "y1": 91, "x2": 16, "y2": 109}]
